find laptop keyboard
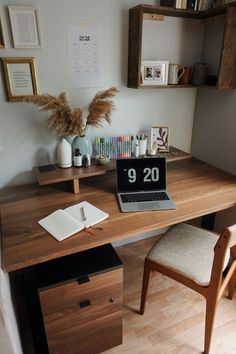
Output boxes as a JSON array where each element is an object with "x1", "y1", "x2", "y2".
[{"x1": 120, "y1": 192, "x2": 170, "y2": 203}]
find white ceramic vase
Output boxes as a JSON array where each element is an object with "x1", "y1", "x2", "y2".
[{"x1": 57, "y1": 138, "x2": 72, "y2": 168}]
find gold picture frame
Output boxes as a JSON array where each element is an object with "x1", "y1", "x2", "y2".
[
  {"x1": 150, "y1": 126, "x2": 170, "y2": 153},
  {"x1": 0, "y1": 16, "x2": 5, "y2": 48},
  {"x1": 1, "y1": 57, "x2": 39, "y2": 101}
]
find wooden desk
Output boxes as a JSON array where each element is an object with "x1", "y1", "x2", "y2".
[
  {"x1": 1, "y1": 158, "x2": 236, "y2": 354},
  {"x1": 2, "y1": 158, "x2": 236, "y2": 273}
]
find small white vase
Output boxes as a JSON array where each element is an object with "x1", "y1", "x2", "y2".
[{"x1": 57, "y1": 138, "x2": 72, "y2": 168}]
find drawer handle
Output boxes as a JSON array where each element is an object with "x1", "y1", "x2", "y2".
[
  {"x1": 77, "y1": 276, "x2": 90, "y2": 284},
  {"x1": 79, "y1": 300, "x2": 91, "y2": 309},
  {"x1": 109, "y1": 298, "x2": 115, "y2": 303}
]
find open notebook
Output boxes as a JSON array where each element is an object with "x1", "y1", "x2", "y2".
[{"x1": 38, "y1": 201, "x2": 109, "y2": 241}]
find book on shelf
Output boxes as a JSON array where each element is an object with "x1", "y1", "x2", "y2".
[
  {"x1": 175, "y1": 0, "x2": 188, "y2": 9},
  {"x1": 38, "y1": 201, "x2": 109, "y2": 241},
  {"x1": 175, "y1": 0, "x2": 182, "y2": 8}
]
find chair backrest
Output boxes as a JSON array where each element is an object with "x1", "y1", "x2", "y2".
[{"x1": 210, "y1": 225, "x2": 236, "y2": 293}]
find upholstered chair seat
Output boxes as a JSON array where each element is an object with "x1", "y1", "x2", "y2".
[{"x1": 147, "y1": 223, "x2": 230, "y2": 286}]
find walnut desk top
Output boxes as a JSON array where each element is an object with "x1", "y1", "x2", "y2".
[{"x1": 2, "y1": 158, "x2": 236, "y2": 273}]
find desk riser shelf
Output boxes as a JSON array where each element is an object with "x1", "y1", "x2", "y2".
[{"x1": 33, "y1": 146, "x2": 191, "y2": 194}]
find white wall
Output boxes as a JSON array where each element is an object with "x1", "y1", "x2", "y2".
[
  {"x1": 0, "y1": 0, "x2": 196, "y2": 189},
  {"x1": 191, "y1": 89, "x2": 236, "y2": 231},
  {"x1": 0, "y1": 1, "x2": 198, "y2": 353}
]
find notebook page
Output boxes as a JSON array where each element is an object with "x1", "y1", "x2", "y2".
[
  {"x1": 38, "y1": 209, "x2": 84, "y2": 241},
  {"x1": 65, "y1": 201, "x2": 109, "y2": 228}
]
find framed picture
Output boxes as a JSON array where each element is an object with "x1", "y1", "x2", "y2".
[
  {"x1": 8, "y1": 5, "x2": 41, "y2": 48},
  {"x1": 0, "y1": 16, "x2": 5, "y2": 48},
  {"x1": 1, "y1": 57, "x2": 39, "y2": 101},
  {"x1": 141, "y1": 61, "x2": 169, "y2": 86},
  {"x1": 151, "y1": 126, "x2": 169, "y2": 153}
]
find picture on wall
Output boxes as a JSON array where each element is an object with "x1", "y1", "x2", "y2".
[
  {"x1": 8, "y1": 5, "x2": 41, "y2": 48},
  {"x1": 141, "y1": 61, "x2": 169, "y2": 86},
  {"x1": 1, "y1": 57, "x2": 39, "y2": 101},
  {"x1": 151, "y1": 126, "x2": 169, "y2": 152},
  {"x1": 0, "y1": 16, "x2": 5, "y2": 48}
]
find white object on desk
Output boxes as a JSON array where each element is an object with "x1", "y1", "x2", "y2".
[
  {"x1": 38, "y1": 201, "x2": 109, "y2": 241},
  {"x1": 57, "y1": 138, "x2": 72, "y2": 168},
  {"x1": 139, "y1": 139, "x2": 147, "y2": 156}
]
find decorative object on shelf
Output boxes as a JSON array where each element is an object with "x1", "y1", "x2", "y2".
[
  {"x1": 72, "y1": 135, "x2": 92, "y2": 156},
  {"x1": 151, "y1": 126, "x2": 169, "y2": 153},
  {"x1": 1, "y1": 57, "x2": 39, "y2": 101},
  {"x1": 73, "y1": 148, "x2": 82, "y2": 168},
  {"x1": 0, "y1": 16, "x2": 5, "y2": 48},
  {"x1": 8, "y1": 5, "x2": 41, "y2": 48},
  {"x1": 179, "y1": 66, "x2": 192, "y2": 85},
  {"x1": 192, "y1": 62, "x2": 208, "y2": 85},
  {"x1": 141, "y1": 61, "x2": 169, "y2": 86},
  {"x1": 168, "y1": 64, "x2": 185, "y2": 85},
  {"x1": 24, "y1": 87, "x2": 118, "y2": 156},
  {"x1": 57, "y1": 138, "x2": 72, "y2": 168},
  {"x1": 95, "y1": 154, "x2": 111, "y2": 166}
]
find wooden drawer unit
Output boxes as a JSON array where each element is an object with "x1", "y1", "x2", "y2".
[{"x1": 37, "y1": 244, "x2": 123, "y2": 354}]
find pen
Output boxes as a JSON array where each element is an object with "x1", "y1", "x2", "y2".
[{"x1": 81, "y1": 206, "x2": 87, "y2": 221}]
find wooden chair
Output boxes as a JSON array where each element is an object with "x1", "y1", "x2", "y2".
[{"x1": 140, "y1": 223, "x2": 236, "y2": 354}]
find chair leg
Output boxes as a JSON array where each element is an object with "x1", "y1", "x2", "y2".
[
  {"x1": 204, "y1": 297, "x2": 218, "y2": 354},
  {"x1": 140, "y1": 258, "x2": 152, "y2": 315},
  {"x1": 228, "y1": 270, "x2": 236, "y2": 300}
]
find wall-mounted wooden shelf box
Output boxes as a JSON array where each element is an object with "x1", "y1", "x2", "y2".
[{"x1": 128, "y1": 3, "x2": 236, "y2": 89}]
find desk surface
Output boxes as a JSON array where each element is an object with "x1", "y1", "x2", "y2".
[{"x1": 1, "y1": 158, "x2": 236, "y2": 272}]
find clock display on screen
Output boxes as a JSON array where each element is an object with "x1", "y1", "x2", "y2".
[{"x1": 117, "y1": 157, "x2": 166, "y2": 192}]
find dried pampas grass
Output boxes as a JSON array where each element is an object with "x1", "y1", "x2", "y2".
[{"x1": 24, "y1": 87, "x2": 118, "y2": 136}]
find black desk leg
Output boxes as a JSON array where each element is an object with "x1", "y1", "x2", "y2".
[{"x1": 201, "y1": 213, "x2": 216, "y2": 231}]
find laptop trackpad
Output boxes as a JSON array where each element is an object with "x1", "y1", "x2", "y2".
[{"x1": 138, "y1": 202, "x2": 160, "y2": 211}]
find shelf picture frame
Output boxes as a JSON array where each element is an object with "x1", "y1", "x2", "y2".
[
  {"x1": 151, "y1": 126, "x2": 170, "y2": 153},
  {"x1": 1, "y1": 57, "x2": 39, "y2": 101},
  {"x1": 8, "y1": 5, "x2": 41, "y2": 48},
  {"x1": 0, "y1": 16, "x2": 5, "y2": 48},
  {"x1": 141, "y1": 61, "x2": 169, "y2": 86}
]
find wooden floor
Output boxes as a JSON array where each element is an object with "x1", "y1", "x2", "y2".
[{"x1": 104, "y1": 236, "x2": 236, "y2": 354}]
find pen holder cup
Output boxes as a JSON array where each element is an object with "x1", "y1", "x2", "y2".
[{"x1": 139, "y1": 139, "x2": 147, "y2": 156}]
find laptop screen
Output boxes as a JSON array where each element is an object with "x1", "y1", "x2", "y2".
[{"x1": 116, "y1": 157, "x2": 166, "y2": 193}]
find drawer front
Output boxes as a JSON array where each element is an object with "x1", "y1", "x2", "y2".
[
  {"x1": 38, "y1": 267, "x2": 123, "y2": 352},
  {"x1": 39, "y1": 268, "x2": 121, "y2": 311}
]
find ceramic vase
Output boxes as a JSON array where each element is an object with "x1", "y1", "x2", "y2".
[
  {"x1": 57, "y1": 138, "x2": 72, "y2": 168},
  {"x1": 72, "y1": 136, "x2": 93, "y2": 156}
]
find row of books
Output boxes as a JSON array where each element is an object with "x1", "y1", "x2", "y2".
[{"x1": 174, "y1": 0, "x2": 214, "y2": 10}]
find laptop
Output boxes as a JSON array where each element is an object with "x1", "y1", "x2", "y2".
[{"x1": 116, "y1": 157, "x2": 176, "y2": 212}]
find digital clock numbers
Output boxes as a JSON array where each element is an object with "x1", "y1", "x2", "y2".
[{"x1": 126, "y1": 167, "x2": 159, "y2": 183}]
